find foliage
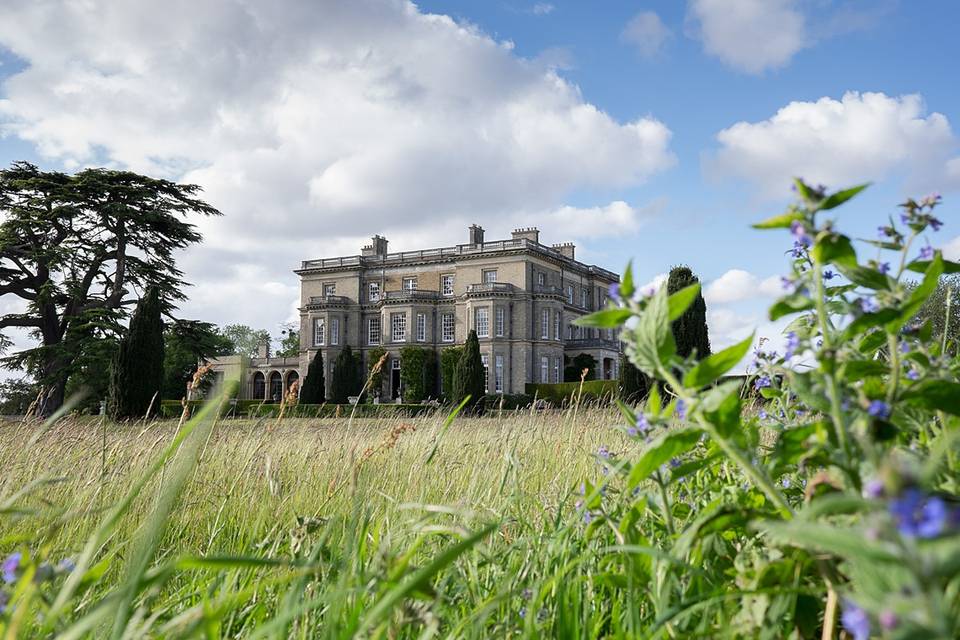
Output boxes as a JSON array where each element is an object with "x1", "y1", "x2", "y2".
[
  {"x1": 618, "y1": 354, "x2": 648, "y2": 403},
  {"x1": 399, "y1": 346, "x2": 427, "y2": 403},
  {"x1": 0, "y1": 161, "x2": 219, "y2": 415},
  {"x1": 162, "y1": 320, "x2": 233, "y2": 400},
  {"x1": 452, "y1": 331, "x2": 485, "y2": 411},
  {"x1": 107, "y1": 288, "x2": 165, "y2": 420},
  {"x1": 910, "y1": 273, "x2": 959, "y2": 355},
  {"x1": 482, "y1": 393, "x2": 535, "y2": 411},
  {"x1": 366, "y1": 347, "x2": 387, "y2": 399},
  {"x1": 0, "y1": 378, "x2": 39, "y2": 415},
  {"x1": 563, "y1": 353, "x2": 597, "y2": 382},
  {"x1": 299, "y1": 349, "x2": 325, "y2": 404},
  {"x1": 666, "y1": 265, "x2": 712, "y2": 360},
  {"x1": 276, "y1": 322, "x2": 300, "y2": 358},
  {"x1": 525, "y1": 380, "x2": 618, "y2": 405},
  {"x1": 63, "y1": 335, "x2": 118, "y2": 413},
  {"x1": 439, "y1": 346, "x2": 464, "y2": 402},
  {"x1": 220, "y1": 324, "x2": 271, "y2": 358},
  {"x1": 329, "y1": 346, "x2": 361, "y2": 404}
]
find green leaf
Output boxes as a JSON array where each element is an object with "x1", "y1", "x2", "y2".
[
  {"x1": 627, "y1": 428, "x2": 702, "y2": 490},
  {"x1": 701, "y1": 381, "x2": 742, "y2": 439},
  {"x1": 752, "y1": 210, "x2": 805, "y2": 230},
  {"x1": 759, "y1": 521, "x2": 900, "y2": 564},
  {"x1": 684, "y1": 334, "x2": 754, "y2": 389},
  {"x1": 905, "y1": 258, "x2": 960, "y2": 274},
  {"x1": 818, "y1": 183, "x2": 869, "y2": 210},
  {"x1": 630, "y1": 285, "x2": 676, "y2": 373},
  {"x1": 769, "y1": 294, "x2": 814, "y2": 321},
  {"x1": 890, "y1": 252, "x2": 944, "y2": 331},
  {"x1": 833, "y1": 263, "x2": 890, "y2": 291},
  {"x1": 619, "y1": 260, "x2": 635, "y2": 299},
  {"x1": 667, "y1": 283, "x2": 701, "y2": 321},
  {"x1": 842, "y1": 309, "x2": 900, "y2": 342},
  {"x1": 812, "y1": 233, "x2": 856, "y2": 267},
  {"x1": 793, "y1": 178, "x2": 816, "y2": 202},
  {"x1": 843, "y1": 359, "x2": 889, "y2": 382},
  {"x1": 574, "y1": 308, "x2": 632, "y2": 328},
  {"x1": 901, "y1": 380, "x2": 960, "y2": 416}
]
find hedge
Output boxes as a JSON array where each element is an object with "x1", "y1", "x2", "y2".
[
  {"x1": 525, "y1": 380, "x2": 618, "y2": 406},
  {"x1": 158, "y1": 399, "x2": 438, "y2": 420}
]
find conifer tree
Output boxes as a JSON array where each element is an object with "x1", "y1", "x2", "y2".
[
  {"x1": 330, "y1": 345, "x2": 360, "y2": 404},
  {"x1": 300, "y1": 349, "x2": 325, "y2": 403},
  {"x1": 667, "y1": 266, "x2": 711, "y2": 360},
  {"x1": 453, "y1": 330, "x2": 485, "y2": 411},
  {"x1": 108, "y1": 287, "x2": 164, "y2": 420}
]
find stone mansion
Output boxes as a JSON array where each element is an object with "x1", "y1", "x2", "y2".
[{"x1": 210, "y1": 225, "x2": 621, "y2": 401}]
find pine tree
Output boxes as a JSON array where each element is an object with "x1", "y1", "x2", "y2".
[
  {"x1": 330, "y1": 345, "x2": 360, "y2": 404},
  {"x1": 108, "y1": 287, "x2": 164, "y2": 420},
  {"x1": 453, "y1": 330, "x2": 485, "y2": 411},
  {"x1": 619, "y1": 355, "x2": 648, "y2": 403},
  {"x1": 667, "y1": 266, "x2": 711, "y2": 360},
  {"x1": 300, "y1": 349, "x2": 325, "y2": 403}
]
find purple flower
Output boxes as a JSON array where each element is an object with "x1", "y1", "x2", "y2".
[
  {"x1": 754, "y1": 376, "x2": 772, "y2": 390},
  {"x1": 597, "y1": 445, "x2": 610, "y2": 459},
  {"x1": 857, "y1": 297, "x2": 879, "y2": 314},
  {"x1": 758, "y1": 409, "x2": 768, "y2": 420},
  {"x1": 878, "y1": 225, "x2": 891, "y2": 238},
  {"x1": 675, "y1": 400, "x2": 686, "y2": 421},
  {"x1": 784, "y1": 332, "x2": 800, "y2": 359},
  {"x1": 822, "y1": 269, "x2": 836, "y2": 280},
  {"x1": 930, "y1": 217, "x2": 943, "y2": 232},
  {"x1": 864, "y1": 479, "x2": 884, "y2": 499},
  {"x1": 889, "y1": 489, "x2": 949, "y2": 539},
  {"x1": 790, "y1": 221, "x2": 812, "y2": 246},
  {"x1": 0, "y1": 590, "x2": 7, "y2": 615},
  {"x1": 583, "y1": 511, "x2": 593, "y2": 524},
  {"x1": 608, "y1": 282, "x2": 621, "y2": 303},
  {"x1": 2, "y1": 553, "x2": 20, "y2": 584},
  {"x1": 905, "y1": 368, "x2": 920, "y2": 381},
  {"x1": 57, "y1": 558, "x2": 75, "y2": 574},
  {"x1": 879, "y1": 610, "x2": 898, "y2": 630},
  {"x1": 780, "y1": 276, "x2": 794, "y2": 291},
  {"x1": 919, "y1": 244, "x2": 934, "y2": 260},
  {"x1": 790, "y1": 241, "x2": 807, "y2": 258},
  {"x1": 841, "y1": 602, "x2": 871, "y2": 640},
  {"x1": 626, "y1": 426, "x2": 638, "y2": 437},
  {"x1": 900, "y1": 212, "x2": 912, "y2": 225},
  {"x1": 921, "y1": 193, "x2": 942, "y2": 208},
  {"x1": 781, "y1": 477, "x2": 791, "y2": 488},
  {"x1": 878, "y1": 262, "x2": 890, "y2": 275},
  {"x1": 899, "y1": 340, "x2": 910, "y2": 354},
  {"x1": 519, "y1": 607, "x2": 527, "y2": 619},
  {"x1": 867, "y1": 400, "x2": 891, "y2": 419},
  {"x1": 669, "y1": 458, "x2": 681, "y2": 469}
]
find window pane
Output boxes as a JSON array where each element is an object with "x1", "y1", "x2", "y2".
[
  {"x1": 441, "y1": 274, "x2": 454, "y2": 296},
  {"x1": 391, "y1": 313, "x2": 406, "y2": 342},
  {"x1": 476, "y1": 307, "x2": 489, "y2": 338},
  {"x1": 416, "y1": 313, "x2": 426, "y2": 342},
  {"x1": 313, "y1": 318, "x2": 325, "y2": 346},
  {"x1": 368, "y1": 316, "x2": 381, "y2": 345},
  {"x1": 442, "y1": 313, "x2": 455, "y2": 342}
]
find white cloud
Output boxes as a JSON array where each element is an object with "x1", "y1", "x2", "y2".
[
  {"x1": 708, "y1": 91, "x2": 960, "y2": 199},
  {"x1": 942, "y1": 235, "x2": 960, "y2": 262},
  {"x1": 621, "y1": 11, "x2": 672, "y2": 58},
  {"x1": 0, "y1": 0, "x2": 675, "y2": 334},
  {"x1": 530, "y1": 3, "x2": 555, "y2": 16},
  {"x1": 704, "y1": 269, "x2": 781, "y2": 304},
  {"x1": 686, "y1": 0, "x2": 806, "y2": 74},
  {"x1": 639, "y1": 273, "x2": 668, "y2": 295}
]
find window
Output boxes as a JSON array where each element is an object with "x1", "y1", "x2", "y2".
[
  {"x1": 441, "y1": 313, "x2": 455, "y2": 342},
  {"x1": 537, "y1": 271, "x2": 545, "y2": 286},
  {"x1": 554, "y1": 356, "x2": 561, "y2": 383},
  {"x1": 323, "y1": 283, "x2": 336, "y2": 298},
  {"x1": 495, "y1": 307, "x2": 505, "y2": 337},
  {"x1": 566, "y1": 284, "x2": 574, "y2": 304},
  {"x1": 554, "y1": 311, "x2": 560, "y2": 342},
  {"x1": 495, "y1": 355, "x2": 504, "y2": 393},
  {"x1": 368, "y1": 282, "x2": 380, "y2": 302},
  {"x1": 482, "y1": 355, "x2": 489, "y2": 392},
  {"x1": 476, "y1": 307, "x2": 489, "y2": 338},
  {"x1": 540, "y1": 309, "x2": 549, "y2": 339},
  {"x1": 581, "y1": 288, "x2": 588, "y2": 309},
  {"x1": 330, "y1": 318, "x2": 340, "y2": 346},
  {"x1": 316, "y1": 320, "x2": 328, "y2": 346},
  {"x1": 441, "y1": 274, "x2": 455, "y2": 296},
  {"x1": 483, "y1": 269, "x2": 497, "y2": 284},
  {"x1": 368, "y1": 316, "x2": 381, "y2": 345},
  {"x1": 567, "y1": 324, "x2": 573, "y2": 340},
  {"x1": 391, "y1": 313, "x2": 406, "y2": 342},
  {"x1": 540, "y1": 356, "x2": 549, "y2": 383},
  {"x1": 403, "y1": 277, "x2": 417, "y2": 292},
  {"x1": 416, "y1": 313, "x2": 426, "y2": 342}
]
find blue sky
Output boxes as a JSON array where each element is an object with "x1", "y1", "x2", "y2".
[{"x1": 1, "y1": 0, "x2": 958, "y2": 360}]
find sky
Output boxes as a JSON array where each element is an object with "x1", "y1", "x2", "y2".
[{"x1": 1, "y1": 0, "x2": 959, "y2": 373}]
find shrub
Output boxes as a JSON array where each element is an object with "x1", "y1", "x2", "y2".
[
  {"x1": 366, "y1": 346, "x2": 387, "y2": 399},
  {"x1": 399, "y1": 346, "x2": 433, "y2": 403},
  {"x1": 108, "y1": 287, "x2": 164, "y2": 420},
  {"x1": 667, "y1": 265, "x2": 711, "y2": 360},
  {"x1": 329, "y1": 346, "x2": 361, "y2": 404},
  {"x1": 440, "y1": 346, "x2": 463, "y2": 402},
  {"x1": 453, "y1": 331, "x2": 484, "y2": 411},
  {"x1": 300, "y1": 350, "x2": 325, "y2": 403},
  {"x1": 525, "y1": 380, "x2": 617, "y2": 405},
  {"x1": 563, "y1": 353, "x2": 597, "y2": 382},
  {"x1": 482, "y1": 393, "x2": 535, "y2": 411}
]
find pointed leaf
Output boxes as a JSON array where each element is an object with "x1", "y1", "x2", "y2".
[{"x1": 684, "y1": 334, "x2": 754, "y2": 389}]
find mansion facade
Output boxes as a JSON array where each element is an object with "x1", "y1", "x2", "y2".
[{"x1": 211, "y1": 225, "x2": 621, "y2": 401}]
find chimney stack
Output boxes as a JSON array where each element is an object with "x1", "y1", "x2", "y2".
[
  {"x1": 256, "y1": 339, "x2": 271, "y2": 359},
  {"x1": 362, "y1": 234, "x2": 389, "y2": 257},
  {"x1": 469, "y1": 224, "x2": 485, "y2": 246},
  {"x1": 511, "y1": 227, "x2": 540, "y2": 243},
  {"x1": 552, "y1": 242, "x2": 575, "y2": 260}
]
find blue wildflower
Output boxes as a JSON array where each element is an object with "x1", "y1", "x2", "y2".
[
  {"x1": 790, "y1": 221, "x2": 812, "y2": 247},
  {"x1": 754, "y1": 376, "x2": 772, "y2": 390},
  {"x1": 597, "y1": 445, "x2": 610, "y2": 459},
  {"x1": 669, "y1": 458, "x2": 681, "y2": 469},
  {"x1": 899, "y1": 340, "x2": 910, "y2": 354},
  {"x1": 879, "y1": 610, "x2": 898, "y2": 630},
  {"x1": 864, "y1": 479, "x2": 884, "y2": 499},
  {"x1": 781, "y1": 477, "x2": 791, "y2": 489},
  {"x1": 930, "y1": 217, "x2": 943, "y2": 232},
  {"x1": 521, "y1": 588, "x2": 532, "y2": 600},
  {"x1": 2, "y1": 553, "x2": 20, "y2": 584},
  {"x1": 921, "y1": 193, "x2": 942, "y2": 208},
  {"x1": 626, "y1": 426, "x2": 638, "y2": 437},
  {"x1": 519, "y1": 607, "x2": 526, "y2": 619},
  {"x1": 920, "y1": 244, "x2": 934, "y2": 260},
  {"x1": 841, "y1": 602, "x2": 871, "y2": 640},
  {"x1": 583, "y1": 511, "x2": 593, "y2": 524},
  {"x1": 784, "y1": 332, "x2": 800, "y2": 359},
  {"x1": 675, "y1": 400, "x2": 686, "y2": 421},
  {"x1": 906, "y1": 369, "x2": 920, "y2": 381},
  {"x1": 857, "y1": 297, "x2": 879, "y2": 313},
  {"x1": 608, "y1": 282, "x2": 621, "y2": 303},
  {"x1": 889, "y1": 489, "x2": 949, "y2": 539},
  {"x1": 758, "y1": 408, "x2": 768, "y2": 420},
  {"x1": 867, "y1": 400, "x2": 891, "y2": 419},
  {"x1": 58, "y1": 558, "x2": 75, "y2": 574},
  {"x1": 878, "y1": 225, "x2": 891, "y2": 238},
  {"x1": 822, "y1": 269, "x2": 835, "y2": 280},
  {"x1": 878, "y1": 262, "x2": 890, "y2": 275},
  {"x1": 900, "y1": 212, "x2": 911, "y2": 224},
  {"x1": 780, "y1": 276, "x2": 794, "y2": 291}
]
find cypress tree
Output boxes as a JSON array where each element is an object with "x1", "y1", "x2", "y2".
[
  {"x1": 619, "y1": 355, "x2": 648, "y2": 403},
  {"x1": 453, "y1": 330, "x2": 485, "y2": 411},
  {"x1": 108, "y1": 287, "x2": 164, "y2": 420},
  {"x1": 667, "y1": 266, "x2": 711, "y2": 360},
  {"x1": 330, "y1": 345, "x2": 360, "y2": 404},
  {"x1": 300, "y1": 349, "x2": 325, "y2": 403}
]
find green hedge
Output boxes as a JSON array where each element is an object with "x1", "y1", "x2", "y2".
[
  {"x1": 158, "y1": 399, "x2": 438, "y2": 420},
  {"x1": 525, "y1": 380, "x2": 618, "y2": 406}
]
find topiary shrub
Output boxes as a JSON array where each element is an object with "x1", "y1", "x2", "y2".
[
  {"x1": 329, "y1": 345, "x2": 361, "y2": 404},
  {"x1": 440, "y1": 346, "x2": 464, "y2": 402},
  {"x1": 300, "y1": 349, "x2": 325, "y2": 403},
  {"x1": 453, "y1": 331, "x2": 485, "y2": 412},
  {"x1": 667, "y1": 265, "x2": 711, "y2": 361},
  {"x1": 108, "y1": 287, "x2": 164, "y2": 420}
]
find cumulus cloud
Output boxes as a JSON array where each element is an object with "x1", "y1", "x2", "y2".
[
  {"x1": 621, "y1": 11, "x2": 672, "y2": 58},
  {"x1": 707, "y1": 91, "x2": 960, "y2": 199},
  {"x1": 530, "y1": 3, "x2": 555, "y2": 16},
  {"x1": 686, "y1": 0, "x2": 806, "y2": 74},
  {"x1": 0, "y1": 0, "x2": 674, "y2": 332},
  {"x1": 704, "y1": 269, "x2": 781, "y2": 304},
  {"x1": 942, "y1": 235, "x2": 960, "y2": 262}
]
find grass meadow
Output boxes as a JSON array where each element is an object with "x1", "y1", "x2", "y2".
[{"x1": 0, "y1": 403, "x2": 658, "y2": 638}]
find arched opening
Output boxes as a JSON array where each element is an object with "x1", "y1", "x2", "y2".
[
  {"x1": 269, "y1": 371, "x2": 283, "y2": 402},
  {"x1": 285, "y1": 370, "x2": 300, "y2": 393},
  {"x1": 252, "y1": 372, "x2": 266, "y2": 400}
]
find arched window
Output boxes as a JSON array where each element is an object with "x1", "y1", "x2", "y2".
[
  {"x1": 269, "y1": 372, "x2": 283, "y2": 402},
  {"x1": 252, "y1": 372, "x2": 265, "y2": 400},
  {"x1": 285, "y1": 370, "x2": 299, "y2": 392}
]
